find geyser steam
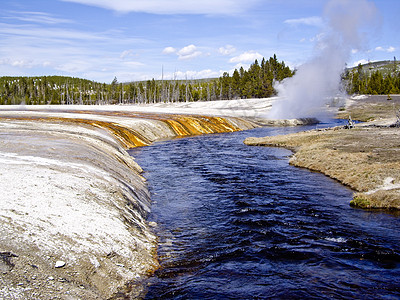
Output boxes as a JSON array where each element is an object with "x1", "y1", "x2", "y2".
[{"x1": 270, "y1": 0, "x2": 378, "y2": 119}]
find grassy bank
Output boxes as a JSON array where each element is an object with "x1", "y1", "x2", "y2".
[{"x1": 244, "y1": 95, "x2": 400, "y2": 210}]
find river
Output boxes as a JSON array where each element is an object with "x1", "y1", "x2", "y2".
[{"x1": 129, "y1": 122, "x2": 400, "y2": 299}]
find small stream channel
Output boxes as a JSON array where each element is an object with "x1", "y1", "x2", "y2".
[{"x1": 129, "y1": 121, "x2": 400, "y2": 299}]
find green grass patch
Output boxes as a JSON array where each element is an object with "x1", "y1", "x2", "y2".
[{"x1": 350, "y1": 194, "x2": 371, "y2": 208}]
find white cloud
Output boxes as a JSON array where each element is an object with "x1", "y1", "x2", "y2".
[
  {"x1": 178, "y1": 44, "x2": 196, "y2": 56},
  {"x1": 184, "y1": 69, "x2": 217, "y2": 78},
  {"x1": 375, "y1": 46, "x2": 396, "y2": 53},
  {"x1": 163, "y1": 69, "x2": 218, "y2": 80},
  {"x1": 219, "y1": 45, "x2": 236, "y2": 56},
  {"x1": 123, "y1": 61, "x2": 145, "y2": 67},
  {"x1": 5, "y1": 11, "x2": 73, "y2": 25},
  {"x1": 351, "y1": 59, "x2": 370, "y2": 67},
  {"x1": 310, "y1": 33, "x2": 325, "y2": 43},
  {"x1": 0, "y1": 20, "x2": 153, "y2": 82},
  {"x1": 233, "y1": 63, "x2": 250, "y2": 71},
  {"x1": 120, "y1": 49, "x2": 135, "y2": 59},
  {"x1": 60, "y1": 0, "x2": 260, "y2": 15},
  {"x1": 162, "y1": 46, "x2": 177, "y2": 54},
  {"x1": 163, "y1": 45, "x2": 202, "y2": 59},
  {"x1": 284, "y1": 16, "x2": 323, "y2": 27},
  {"x1": 180, "y1": 51, "x2": 202, "y2": 60},
  {"x1": 0, "y1": 58, "x2": 34, "y2": 68},
  {"x1": 0, "y1": 22, "x2": 116, "y2": 43},
  {"x1": 176, "y1": 44, "x2": 202, "y2": 60},
  {"x1": 0, "y1": 58, "x2": 55, "y2": 69},
  {"x1": 229, "y1": 51, "x2": 262, "y2": 63},
  {"x1": 56, "y1": 60, "x2": 92, "y2": 73}
]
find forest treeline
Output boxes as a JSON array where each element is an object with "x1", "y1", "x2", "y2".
[
  {"x1": 0, "y1": 55, "x2": 293, "y2": 105},
  {"x1": 2, "y1": 57, "x2": 398, "y2": 106},
  {"x1": 344, "y1": 60, "x2": 400, "y2": 95}
]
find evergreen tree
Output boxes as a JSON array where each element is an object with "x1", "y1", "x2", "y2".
[
  {"x1": 0, "y1": 54, "x2": 295, "y2": 105},
  {"x1": 345, "y1": 61, "x2": 400, "y2": 95}
]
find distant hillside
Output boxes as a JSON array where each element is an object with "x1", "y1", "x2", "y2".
[
  {"x1": 344, "y1": 59, "x2": 400, "y2": 95},
  {"x1": 346, "y1": 59, "x2": 398, "y2": 77}
]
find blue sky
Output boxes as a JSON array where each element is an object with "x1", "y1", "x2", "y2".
[{"x1": 0, "y1": 0, "x2": 399, "y2": 83}]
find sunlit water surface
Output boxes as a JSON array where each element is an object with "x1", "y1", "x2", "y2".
[{"x1": 130, "y1": 122, "x2": 400, "y2": 299}]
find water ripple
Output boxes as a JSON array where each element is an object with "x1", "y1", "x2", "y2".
[{"x1": 130, "y1": 124, "x2": 400, "y2": 299}]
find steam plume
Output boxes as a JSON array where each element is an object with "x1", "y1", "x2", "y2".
[{"x1": 270, "y1": 0, "x2": 378, "y2": 119}]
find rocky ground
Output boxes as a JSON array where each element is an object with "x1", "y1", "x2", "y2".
[{"x1": 245, "y1": 95, "x2": 400, "y2": 210}]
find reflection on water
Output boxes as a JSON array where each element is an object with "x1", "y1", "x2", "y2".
[{"x1": 130, "y1": 123, "x2": 400, "y2": 299}]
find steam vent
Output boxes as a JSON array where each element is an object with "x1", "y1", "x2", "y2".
[{"x1": 0, "y1": 105, "x2": 257, "y2": 299}]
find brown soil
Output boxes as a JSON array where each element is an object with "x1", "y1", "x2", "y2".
[{"x1": 244, "y1": 95, "x2": 400, "y2": 210}]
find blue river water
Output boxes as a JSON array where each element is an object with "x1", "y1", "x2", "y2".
[{"x1": 129, "y1": 122, "x2": 400, "y2": 299}]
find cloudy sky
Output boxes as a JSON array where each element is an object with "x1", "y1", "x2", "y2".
[{"x1": 0, "y1": 0, "x2": 399, "y2": 83}]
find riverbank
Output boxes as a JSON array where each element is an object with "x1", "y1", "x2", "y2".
[
  {"x1": 0, "y1": 102, "x2": 262, "y2": 299},
  {"x1": 0, "y1": 118, "x2": 158, "y2": 299},
  {"x1": 244, "y1": 95, "x2": 400, "y2": 210}
]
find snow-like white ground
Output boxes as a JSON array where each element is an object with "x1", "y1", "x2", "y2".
[
  {"x1": 0, "y1": 119, "x2": 162, "y2": 298},
  {"x1": 0, "y1": 97, "x2": 326, "y2": 129},
  {"x1": 0, "y1": 101, "x2": 262, "y2": 298},
  {"x1": 0, "y1": 97, "x2": 277, "y2": 119}
]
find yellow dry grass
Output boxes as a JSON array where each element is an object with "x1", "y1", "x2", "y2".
[{"x1": 244, "y1": 126, "x2": 400, "y2": 209}]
